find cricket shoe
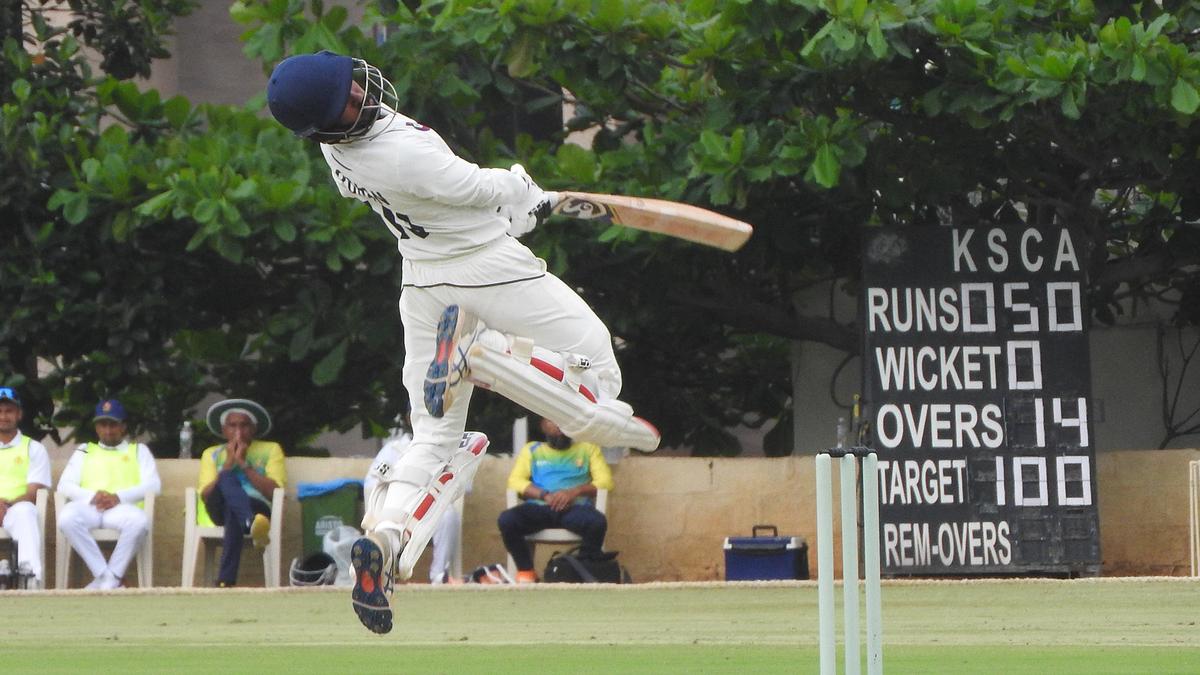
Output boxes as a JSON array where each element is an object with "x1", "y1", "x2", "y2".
[
  {"x1": 350, "y1": 533, "x2": 397, "y2": 634},
  {"x1": 424, "y1": 304, "x2": 482, "y2": 418}
]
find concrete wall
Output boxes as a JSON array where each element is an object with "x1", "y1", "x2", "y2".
[{"x1": 33, "y1": 447, "x2": 1199, "y2": 588}]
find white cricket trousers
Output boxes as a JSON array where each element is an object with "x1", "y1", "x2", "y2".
[
  {"x1": 1, "y1": 501, "x2": 42, "y2": 582},
  {"x1": 429, "y1": 504, "x2": 460, "y2": 582},
  {"x1": 376, "y1": 237, "x2": 621, "y2": 528},
  {"x1": 57, "y1": 501, "x2": 148, "y2": 580}
]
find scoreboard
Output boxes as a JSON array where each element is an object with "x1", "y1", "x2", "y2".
[{"x1": 861, "y1": 226, "x2": 1101, "y2": 576}]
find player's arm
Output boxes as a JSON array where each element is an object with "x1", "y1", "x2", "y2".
[
  {"x1": 56, "y1": 446, "x2": 93, "y2": 503},
  {"x1": 12, "y1": 442, "x2": 52, "y2": 505},
  {"x1": 545, "y1": 481, "x2": 595, "y2": 511},
  {"x1": 242, "y1": 463, "x2": 279, "y2": 496},
  {"x1": 398, "y1": 134, "x2": 537, "y2": 209},
  {"x1": 241, "y1": 443, "x2": 283, "y2": 496},
  {"x1": 506, "y1": 444, "x2": 536, "y2": 496},
  {"x1": 586, "y1": 444, "x2": 614, "y2": 491},
  {"x1": 198, "y1": 447, "x2": 218, "y2": 499}
]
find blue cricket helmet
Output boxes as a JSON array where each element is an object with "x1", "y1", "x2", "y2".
[{"x1": 267, "y1": 51, "x2": 354, "y2": 138}]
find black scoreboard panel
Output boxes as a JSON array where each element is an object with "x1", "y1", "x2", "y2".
[{"x1": 861, "y1": 226, "x2": 1100, "y2": 576}]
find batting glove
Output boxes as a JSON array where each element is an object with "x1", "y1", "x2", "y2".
[{"x1": 502, "y1": 164, "x2": 555, "y2": 238}]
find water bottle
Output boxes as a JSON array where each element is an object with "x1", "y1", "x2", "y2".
[
  {"x1": 836, "y1": 416, "x2": 849, "y2": 449},
  {"x1": 179, "y1": 420, "x2": 193, "y2": 459}
]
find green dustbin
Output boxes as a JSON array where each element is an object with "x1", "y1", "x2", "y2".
[{"x1": 297, "y1": 480, "x2": 363, "y2": 555}]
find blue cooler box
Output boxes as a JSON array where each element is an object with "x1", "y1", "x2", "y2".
[{"x1": 723, "y1": 525, "x2": 809, "y2": 581}]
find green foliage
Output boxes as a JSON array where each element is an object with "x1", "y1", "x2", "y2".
[
  {"x1": 8, "y1": 0, "x2": 1200, "y2": 455},
  {"x1": 2, "y1": 0, "x2": 409, "y2": 453}
]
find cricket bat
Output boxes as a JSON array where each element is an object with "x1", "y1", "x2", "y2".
[{"x1": 549, "y1": 191, "x2": 753, "y2": 252}]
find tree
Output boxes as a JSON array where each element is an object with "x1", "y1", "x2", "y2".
[
  {"x1": 3, "y1": 0, "x2": 419, "y2": 453},
  {"x1": 2, "y1": 0, "x2": 208, "y2": 450},
  {"x1": 227, "y1": 0, "x2": 1200, "y2": 452},
  {"x1": 11, "y1": 0, "x2": 1200, "y2": 456}
]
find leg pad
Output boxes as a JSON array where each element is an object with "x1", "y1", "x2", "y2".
[{"x1": 467, "y1": 339, "x2": 660, "y2": 451}]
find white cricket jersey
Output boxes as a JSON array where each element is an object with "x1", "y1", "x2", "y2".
[{"x1": 321, "y1": 110, "x2": 542, "y2": 284}]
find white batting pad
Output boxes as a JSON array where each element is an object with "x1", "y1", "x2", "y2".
[
  {"x1": 467, "y1": 337, "x2": 660, "y2": 451},
  {"x1": 398, "y1": 432, "x2": 488, "y2": 580},
  {"x1": 363, "y1": 432, "x2": 489, "y2": 581}
]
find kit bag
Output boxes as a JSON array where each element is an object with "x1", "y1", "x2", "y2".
[{"x1": 543, "y1": 547, "x2": 631, "y2": 584}]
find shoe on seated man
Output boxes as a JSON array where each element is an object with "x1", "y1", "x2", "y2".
[
  {"x1": 250, "y1": 513, "x2": 271, "y2": 549},
  {"x1": 85, "y1": 569, "x2": 120, "y2": 590}
]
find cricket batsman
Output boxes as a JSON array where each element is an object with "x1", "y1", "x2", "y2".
[{"x1": 266, "y1": 51, "x2": 660, "y2": 634}]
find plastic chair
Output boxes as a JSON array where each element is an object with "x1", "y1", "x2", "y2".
[
  {"x1": 505, "y1": 488, "x2": 608, "y2": 576},
  {"x1": 181, "y1": 486, "x2": 284, "y2": 587},
  {"x1": 0, "y1": 487, "x2": 47, "y2": 586},
  {"x1": 54, "y1": 491, "x2": 155, "y2": 588}
]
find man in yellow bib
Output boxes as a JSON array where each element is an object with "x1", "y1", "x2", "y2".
[
  {"x1": 57, "y1": 399, "x2": 161, "y2": 589},
  {"x1": 0, "y1": 387, "x2": 50, "y2": 588},
  {"x1": 197, "y1": 398, "x2": 286, "y2": 587}
]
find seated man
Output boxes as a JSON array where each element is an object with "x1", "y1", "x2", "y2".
[
  {"x1": 197, "y1": 398, "x2": 286, "y2": 587},
  {"x1": 0, "y1": 387, "x2": 50, "y2": 588},
  {"x1": 498, "y1": 417, "x2": 614, "y2": 583},
  {"x1": 57, "y1": 399, "x2": 161, "y2": 589},
  {"x1": 365, "y1": 419, "x2": 467, "y2": 585}
]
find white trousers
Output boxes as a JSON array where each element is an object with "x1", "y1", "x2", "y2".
[
  {"x1": 1, "y1": 502, "x2": 42, "y2": 581},
  {"x1": 375, "y1": 245, "x2": 620, "y2": 533},
  {"x1": 57, "y1": 501, "x2": 148, "y2": 580},
  {"x1": 428, "y1": 505, "x2": 460, "y2": 582}
]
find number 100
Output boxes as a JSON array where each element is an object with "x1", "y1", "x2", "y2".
[{"x1": 994, "y1": 455, "x2": 1093, "y2": 507}]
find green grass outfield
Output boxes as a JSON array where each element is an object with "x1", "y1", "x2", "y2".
[{"x1": 2, "y1": 578, "x2": 1197, "y2": 673}]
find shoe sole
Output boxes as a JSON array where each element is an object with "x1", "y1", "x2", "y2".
[
  {"x1": 424, "y1": 305, "x2": 468, "y2": 418},
  {"x1": 350, "y1": 537, "x2": 393, "y2": 635}
]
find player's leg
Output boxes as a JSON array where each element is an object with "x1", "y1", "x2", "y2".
[
  {"x1": 353, "y1": 431, "x2": 486, "y2": 632},
  {"x1": 497, "y1": 501, "x2": 559, "y2": 575},
  {"x1": 2, "y1": 502, "x2": 43, "y2": 586},
  {"x1": 352, "y1": 287, "x2": 482, "y2": 633},
  {"x1": 558, "y1": 504, "x2": 608, "y2": 558},
  {"x1": 98, "y1": 503, "x2": 149, "y2": 587},
  {"x1": 466, "y1": 333, "x2": 660, "y2": 449},
  {"x1": 204, "y1": 471, "x2": 251, "y2": 586},
  {"x1": 394, "y1": 288, "x2": 488, "y2": 575},
  {"x1": 477, "y1": 272, "x2": 623, "y2": 393},
  {"x1": 56, "y1": 500, "x2": 107, "y2": 585},
  {"x1": 429, "y1": 275, "x2": 660, "y2": 450},
  {"x1": 428, "y1": 501, "x2": 461, "y2": 583}
]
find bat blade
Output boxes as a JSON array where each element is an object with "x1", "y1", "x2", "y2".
[{"x1": 551, "y1": 191, "x2": 753, "y2": 252}]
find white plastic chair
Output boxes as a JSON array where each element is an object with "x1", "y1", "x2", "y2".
[
  {"x1": 0, "y1": 487, "x2": 47, "y2": 586},
  {"x1": 505, "y1": 488, "x2": 608, "y2": 576},
  {"x1": 181, "y1": 486, "x2": 284, "y2": 587},
  {"x1": 54, "y1": 491, "x2": 155, "y2": 588}
]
